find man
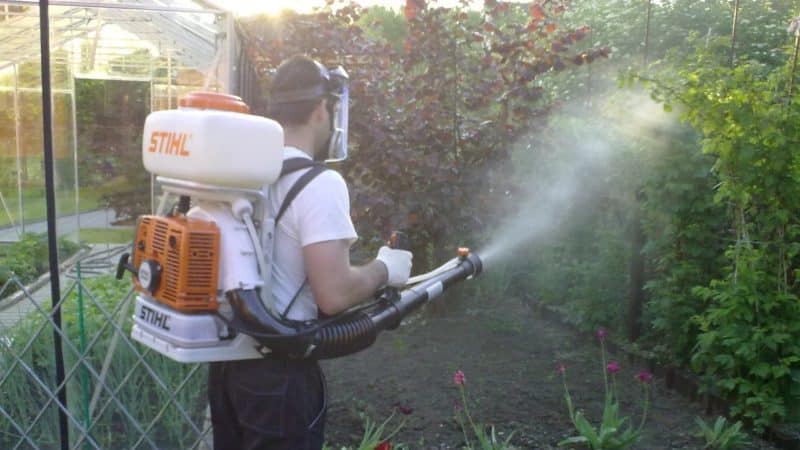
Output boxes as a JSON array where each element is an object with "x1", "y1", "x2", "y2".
[{"x1": 208, "y1": 55, "x2": 413, "y2": 449}]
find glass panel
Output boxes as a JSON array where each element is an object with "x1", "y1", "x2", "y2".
[
  {"x1": 0, "y1": 89, "x2": 21, "y2": 237},
  {"x1": 75, "y1": 78, "x2": 151, "y2": 225},
  {"x1": 1, "y1": 4, "x2": 226, "y2": 448}
]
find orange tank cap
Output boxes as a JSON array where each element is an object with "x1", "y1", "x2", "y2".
[
  {"x1": 457, "y1": 247, "x2": 470, "y2": 258},
  {"x1": 178, "y1": 92, "x2": 250, "y2": 114}
]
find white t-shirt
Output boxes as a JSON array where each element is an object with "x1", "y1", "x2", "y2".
[{"x1": 265, "y1": 147, "x2": 357, "y2": 321}]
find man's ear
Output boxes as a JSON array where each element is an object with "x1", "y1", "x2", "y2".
[{"x1": 311, "y1": 98, "x2": 327, "y2": 124}]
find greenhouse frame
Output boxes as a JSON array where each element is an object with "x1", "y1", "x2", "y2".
[
  {"x1": 0, "y1": 2, "x2": 263, "y2": 449},
  {"x1": 0, "y1": 0, "x2": 260, "y2": 244}
]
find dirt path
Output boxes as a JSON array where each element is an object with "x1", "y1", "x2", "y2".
[{"x1": 322, "y1": 295, "x2": 779, "y2": 449}]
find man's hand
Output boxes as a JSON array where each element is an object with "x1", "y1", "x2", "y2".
[{"x1": 376, "y1": 246, "x2": 413, "y2": 288}]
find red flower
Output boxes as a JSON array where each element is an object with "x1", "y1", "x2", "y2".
[
  {"x1": 453, "y1": 370, "x2": 466, "y2": 386},
  {"x1": 637, "y1": 370, "x2": 653, "y2": 384},
  {"x1": 392, "y1": 402, "x2": 414, "y2": 415},
  {"x1": 375, "y1": 441, "x2": 392, "y2": 450},
  {"x1": 606, "y1": 361, "x2": 620, "y2": 374}
]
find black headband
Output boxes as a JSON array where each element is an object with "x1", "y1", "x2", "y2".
[{"x1": 269, "y1": 84, "x2": 328, "y2": 105}]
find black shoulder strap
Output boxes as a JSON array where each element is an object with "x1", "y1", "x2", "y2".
[
  {"x1": 280, "y1": 157, "x2": 315, "y2": 177},
  {"x1": 275, "y1": 157, "x2": 328, "y2": 225}
]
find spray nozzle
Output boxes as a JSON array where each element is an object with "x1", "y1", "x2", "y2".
[{"x1": 388, "y1": 231, "x2": 410, "y2": 251}]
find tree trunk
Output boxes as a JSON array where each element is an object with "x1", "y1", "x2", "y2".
[{"x1": 627, "y1": 193, "x2": 645, "y2": 341}]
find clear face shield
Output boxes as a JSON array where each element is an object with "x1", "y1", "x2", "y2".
[
  {"x1": 325, "y1": 66, "x2": 349, "y2": 163},
  {"x1": 268, "y1": 63, "x2": 350, "y2": 162}
]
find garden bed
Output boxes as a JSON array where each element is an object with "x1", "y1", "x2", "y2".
[
  {"x1": 0, "y1": 233, "x2": 83, "y2": 302},
  {"x1": 323, "y1": 294, "x2": 782, "y2": 449}
]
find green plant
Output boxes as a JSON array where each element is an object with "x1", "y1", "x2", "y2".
[
  {"x1": 621, "y1": 3, "x2": 800, "y2": 430},
  {"x1": 638, "y1": 124, "x2": 727, "y2": 367},
  {"x1": 242, "y1": 0, "x2": 607, "y2": 270},
  {"x1": 0, "y1": 232, "x2": 81, "y2": 298},
  {"x1": 322, "y1": 410, "x2": 406, "y2": 450},
  {"x1": 0, "y1": 275, "x2": 207, "y2": 449},
  {"x1": 693, "y1": 416, "x2": 749, "y2": 450},
  {"x1": 355, "y1": 411, "x2": 405, "y2": 450},
  {"x1": 453, "y1": 370, "x2": 516, "y2": 450},
  {"x1": 558, "y1": 329, "x2": 650, "y2": 449},
  {"x1": 691, "y1": 247, "x2": 800, "y2": 432}
]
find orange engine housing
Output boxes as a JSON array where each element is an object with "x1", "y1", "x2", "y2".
[{"x1": 132, "y1": 215, "x2": 220, "y2": 312}]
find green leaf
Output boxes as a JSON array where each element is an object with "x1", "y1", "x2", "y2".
[{"x1": 558, "y1": 436, "x2": 589, "y2": 447}]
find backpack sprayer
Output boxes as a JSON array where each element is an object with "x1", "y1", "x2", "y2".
[{"x1": 116, "y1": 91, "x2": 483, "y2": 363}]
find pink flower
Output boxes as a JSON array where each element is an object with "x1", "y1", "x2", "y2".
[
  {"x1": 453, "y1": 370, "x2": 466, "y2": 386},
  {"x1": 637, "y1": 370, "x2": 653, "y2": 384},
  {"x1": 606, "y1": 361, "x2": 620, "y2": 374},
  {"x1": 596, "y1": 327, "x2": 608, "y2": 342},
  {"x1": 556, "y1": 363, "x2": 566, "y2": 375}
]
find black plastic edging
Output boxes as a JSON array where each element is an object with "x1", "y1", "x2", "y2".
[{"x1": 38, "y1": 1, "x2": 70, "y2": 449}]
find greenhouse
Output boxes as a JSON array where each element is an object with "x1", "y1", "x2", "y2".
[
  {"x1": 1, "y1": 1, "x2": 800, "y2": 449},
  {"x1": 0, "y1": 0, "x2": 257, "y2": 243},
  {"x1": 0, "y1": 1, "x2": 262, "y2": 449}
]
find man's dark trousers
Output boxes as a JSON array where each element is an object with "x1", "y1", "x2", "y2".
[{"x1": 208, "y1": 357, "x2": 326, "y2": 450}]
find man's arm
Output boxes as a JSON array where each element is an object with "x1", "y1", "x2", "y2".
[{"x1": 303, "y1": 239, "x2": 388, "y2": 316}]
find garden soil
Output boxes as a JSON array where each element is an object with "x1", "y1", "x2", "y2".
[{"x1": 322, "y1": 292, "x2": 780, "y2": 450}]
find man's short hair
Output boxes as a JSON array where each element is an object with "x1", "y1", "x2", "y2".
[{"x1": 267, "y1": 55, "x2": 326, "y2": 127}]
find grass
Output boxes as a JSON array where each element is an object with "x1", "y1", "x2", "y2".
[
  {"x1": 0, "y1": 187, "x2": 105, "y2": 228},
  {"x1": 77, "y1": 227, "x2": 135, "y2": 244}
]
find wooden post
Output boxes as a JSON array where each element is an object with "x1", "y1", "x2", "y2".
[
  {"x1": 789, "y1": 18, "x2": 800, "y2": 96},
  {"x1": 730, "y1": 0, "x2": 741, "y2": 67}
]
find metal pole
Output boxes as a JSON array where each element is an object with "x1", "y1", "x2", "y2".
[
  {"x1": 587, "y1": 10, "x2": 594, "y2": 108},
  {"x1": 3, "y1": 0, "x2": 225, "y2": 14},
  {"x1": 643, "y1": 0, "x2": 652, "y2": 65},
  {"x1": 150, "y1": 61, "x2": 155, "y2": 214},
  {"x1": 226, "y1": 12, "x2": 236, "y2": 94},
  {"x1": 70, "y1": 59, "x2": 80, "y2": 242},
  {"x1": 38, "y1": 1, "x2": 70, "y2": 449},
  {"x1": 0, "y1": 191, "x2": 20, "y2": 237},
  {"x1": 13, "y1": 63, "x2": 25, "y2": 235},
  {"x1": 730, "y1": 0, "x2": 740, "y2": 67},
  {"x1": 87, "y1": 9, "x2": 103, "y2": 72},
  {"x1": 167, "y1": 51, "x2": 172, "y2": 109}
]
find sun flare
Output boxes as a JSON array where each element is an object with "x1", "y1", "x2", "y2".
[{"x1": 209, "y1": 0, "x2": 404, "y2": 17}]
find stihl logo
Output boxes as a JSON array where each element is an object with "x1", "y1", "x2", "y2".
[
  {"x1": 140, "y1": 304, "x2": 171, "y2": 331},
  {"x1": 148, "y1": 131, "x2": 191, "y2": 156}
]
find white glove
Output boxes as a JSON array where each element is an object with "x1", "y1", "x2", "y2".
[{"x1": 376, "y1": 246, "x2": 413, "y2": 288}]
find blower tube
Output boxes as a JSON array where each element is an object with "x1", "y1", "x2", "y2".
[{"x1": 227, "y1": 252, "x2": 483, "y2": 360}]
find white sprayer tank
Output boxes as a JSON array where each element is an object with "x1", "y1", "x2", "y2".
[{"x1": 142, "y1": 92, "x2": 284, "y2": 189}]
